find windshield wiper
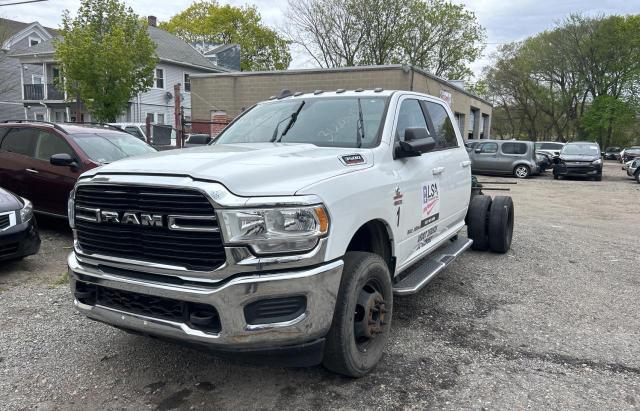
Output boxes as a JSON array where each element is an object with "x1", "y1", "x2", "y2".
[
  {"x1": 356, "y1": 98, "x2": 365, "y2": 148},
  {"x1": 271, "y1": 101, "x2": 305, "y2": 143}
]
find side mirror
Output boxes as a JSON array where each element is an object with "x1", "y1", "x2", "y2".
[
  {"x1": 474, "y1": 147, "x2": 482, "y2": 153},
  {"x1": 395, "y1": 128, "x2": 436, "y2": 158},
  {"x1": 50, "y1": 153, "x2": 78, "y2": 168},
  {"x1": 552, "y1": 156, "x2": 561, "y2": 164}
]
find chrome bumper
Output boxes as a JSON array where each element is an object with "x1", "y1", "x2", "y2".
[{"x1": 68, "y1": 252, "x2": 343, "y2": 349}]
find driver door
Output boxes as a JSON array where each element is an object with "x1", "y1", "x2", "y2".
[{"x1": 391, "y1": 96, "x2": 448, "y2": 268}]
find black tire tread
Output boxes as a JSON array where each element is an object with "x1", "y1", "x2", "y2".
[
  {"x1": 467, "y1": 195, "x2": 492, "y2": 251},
  {"x1": 488, "y1": 196, "x2": 514, "y2": 253},
  {"x1": 323, "y1": 252, "x2": 392, "y2": 377}
]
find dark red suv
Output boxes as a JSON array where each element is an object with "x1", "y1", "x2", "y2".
[{"x1": 0, "y1": 121, "x2": 156, "y2": 217}]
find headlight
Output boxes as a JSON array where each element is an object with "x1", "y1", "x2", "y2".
[
  {"x1": 592, "y1": 158, "x2": 602, "y2": 165},
  {"x1": 220, "y1": 205, "x2": 329, "y2": 254},
  {"x1": 19, "y1": 198, "x2": 33, "y2": 223}
]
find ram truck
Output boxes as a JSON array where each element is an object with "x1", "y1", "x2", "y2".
[{"x1": 67, "y1": 90, "x2": 514, "y2": 377}]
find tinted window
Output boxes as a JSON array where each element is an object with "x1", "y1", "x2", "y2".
[
  {"x1": 34, "y1": 131, "x2": 74, "y2": 161},
  {"x1": 396, "y1": 99, "x2": 428, "y2": 140},
  {"x1": 425, "y1": 102, "x2": 458, "y2": 149},
  {"x1": 0, "y1": 128, "x2": 37, "y2": 156},
  {"x1": 478, "y1": 142, "x2": 498, "y2": 153},
  {"x1": 539, "y1": 142, "x2": 563, "y2": 150},
  {"x1": 561, "y1": 144, "x2": 600, "y2": 156},
  {"x1": 502, "y1": 142, "x2": 528, "y2": 155}
]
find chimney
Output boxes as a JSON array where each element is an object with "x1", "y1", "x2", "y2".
[{"x1": 148, "y1": 16, "x2": 157, "y2": 27}]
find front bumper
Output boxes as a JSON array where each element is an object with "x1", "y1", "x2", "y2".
[
  {"x1": 0, "y1": 217, "x2": 40, "y2": 261},
  {"x1": 554, "y1": 163, "x2": 602, "y2": 177},
  {"x1": 68, "y1": 252, "x2": 343, "y2": 355}
]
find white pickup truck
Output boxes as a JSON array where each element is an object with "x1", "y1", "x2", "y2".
[{"x1": 67, "y1": 89, "x2": 514, "y2": 377}]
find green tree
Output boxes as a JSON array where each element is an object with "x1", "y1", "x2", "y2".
[
  {"x1": 160, "y1": 1, "x2": 291, "y2": 71},
  {"x1": 55, "y1": 0, "x2": 157, "y2": 122},
  {"x1": 580, "y1": 96, "x2": 636, "y2": 147}
]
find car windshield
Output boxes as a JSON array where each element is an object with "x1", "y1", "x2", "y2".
[
  {"x1": 215, "y1": 97, "x2": 388, "y2": 148},
  {"x1": 561, "y1": 144, "x2": 599, "y2": 156},
  {"x1": 71, "y1": 132, "x2": 156, "y2": 163}
]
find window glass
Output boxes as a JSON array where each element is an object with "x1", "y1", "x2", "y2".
[
  {"x1": 561, "y1": 144, "x2": 600, "y2": 156},
  {"x1": 426, "y1": 101, "x2": 458, "y2": 149},
  {"x1": 71, "y1": 132, "x2": 156, "y2": 163},
  {"x1": 538, "y1": 142, "x2": 564, "y2": 150},
  {"x1": 396, "y1": 99, "x2": 428, "y2": 140},
  {"x1": 34, "y1": 131, "x2": 74, "y2": 161},
  {"x1": 478, "y1": 142, "x2": 498, "y2": 153},
  {"x1": 157, "y1": 114, "x2": 165, "y2": 124},
  {"x1": 184, "y1": 73, "x2": 191, "y2": 92},
  {"x1": 155, "y1": 69, "x2": 164, "y2": 88},
  {"x1": 501, "y1": 142, "x2": 527, "y2": 155},
  {"x1": 0, "y1": 128, "x2": 37, "y2": 156},
  {"x1": 124, "y1": 126, "x2": 144, "y2": 139},
  {"x1": 216, "y1": 97, "x2": 387, "y2": 148}
]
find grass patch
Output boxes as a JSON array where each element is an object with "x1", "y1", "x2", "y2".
[{"x1": 51, "y1": 271, "x2": 70, "y2": 287}]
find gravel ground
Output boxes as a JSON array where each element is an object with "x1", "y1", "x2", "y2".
[{"x1": 1, "y1": 161, "x2": 639, "y2": 410}]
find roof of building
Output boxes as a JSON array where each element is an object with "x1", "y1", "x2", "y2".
[
  {"x1": 0, "y1": 17, "x2": 58, "y2": 37},
  {"x1": 191, "y1": 64, "x2": 491, "y2": 106},
  {"x1": 9, "y1": 24, "x2": 228, "y2": 72}
]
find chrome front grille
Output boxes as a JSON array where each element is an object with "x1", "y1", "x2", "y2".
[{"x1": 74, "y1": 185, "x2": 225, "y2": 271}]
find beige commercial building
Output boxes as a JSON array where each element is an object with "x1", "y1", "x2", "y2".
[{"x1": 191, "y1": 65, "x2": 492, "y2": 140}]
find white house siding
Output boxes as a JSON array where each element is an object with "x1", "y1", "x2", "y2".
[{"x1": 125, "y1": 62, "x2": 211, "y2": 128}]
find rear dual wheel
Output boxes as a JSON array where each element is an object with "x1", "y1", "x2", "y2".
[{"x1": 467, "y1": 195, "x2": 514, "y2": 253}]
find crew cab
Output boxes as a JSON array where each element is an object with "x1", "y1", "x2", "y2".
[{"x1": 67, "y1": 90, "x2": 514, "y2": 377}]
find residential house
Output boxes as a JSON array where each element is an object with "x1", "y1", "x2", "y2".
[
  {"x1": 0, "y1": 18, "x2": 57, "y2": 121},
  {"x1": 3, "y1": 16, "x2": 233, "y2": 127}
]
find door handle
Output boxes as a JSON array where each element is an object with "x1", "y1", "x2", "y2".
[
  {"x1": 25, "y1": 168, "x2": 39, "y2": 174},
  {"x1": 460, "y1": 160, "x2": 471, "y2": 167},
  {"x1": 432, "y1": 167, "x2": 445, "y2": 175}
]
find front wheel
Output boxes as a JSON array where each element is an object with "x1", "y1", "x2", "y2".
[
  {"x1": 514, "y1": 165, "x2": 530, "y2": 179},
  {"x1": 323, "y1": 252, "x2": 393, "y2": 377},
  {"x1": 635, "y1": 170, "x2": 640, "y2": 184}
]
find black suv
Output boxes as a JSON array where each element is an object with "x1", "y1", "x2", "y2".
[{"x1": 553, "y1": 142, "x2": 602, "y2": 181}]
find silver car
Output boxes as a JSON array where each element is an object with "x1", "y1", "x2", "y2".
[{"x1": 469, "y1": 140, "x2": 539, "y2": 178}]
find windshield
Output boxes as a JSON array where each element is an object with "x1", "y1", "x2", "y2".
[
  {"x1": 561, "y1": 143, "x2": 599, "y2": 156},
  {"x1": 215, "y1": 97, "x2": 388, "y2": 148},
  {"x1": 71, "y1": 132, "x2": 156, "y2": 163}
]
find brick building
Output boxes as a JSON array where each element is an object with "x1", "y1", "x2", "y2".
[{"x1": 190, "y1": 65, "x2": 492, "y2": 140}]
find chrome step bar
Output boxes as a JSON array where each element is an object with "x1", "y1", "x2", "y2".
[{"x1": 393, "y1": 237, "x2": 473, "y2": 296}]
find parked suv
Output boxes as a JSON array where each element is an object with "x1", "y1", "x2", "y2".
[
  {"x1": 67, "y1": 90, "x2": 515, "y2": 377},
  {"x1": 603, "y1": 146, "x2": 621, "y2": 160},
  {"x1": 622, "y1": 146, "x2": 640, "y2": 163},
  {"x1": 469, "y1": 140, "x2": 539, "y2": 178},
  {"x1": 535, "y1": 141, "x2": 565, "y2": 157},
  {"x1": 0, "y1": 121, "x2": 156, "y2": 217},
  {"x1": 553, "y1": 141, "x2": 602, "y2": 180}
]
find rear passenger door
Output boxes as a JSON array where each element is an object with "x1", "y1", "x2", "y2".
[
  {"x1": 470, "y1": 142, "x2": 498, "y2": 172},
  {"x1": 0, "y1": 127, "x2": 38, "y2": 200}
]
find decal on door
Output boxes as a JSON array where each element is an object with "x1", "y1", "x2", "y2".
[
  {"x1": 416, "y1": 225, "x2": 438, "y2": 251},
  {"x1": 339, "y1": 154, "x2": 365, "y2": 166},
  {"x1": 421, "y1": 180, "x2": 440, "y2": 227}
]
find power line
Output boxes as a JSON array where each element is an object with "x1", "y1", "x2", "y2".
[{"x1": 0, "y1": 0, "x2": 47, "y2": 6}]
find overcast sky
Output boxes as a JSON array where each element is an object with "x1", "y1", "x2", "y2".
[{"x1": 2, "y1": 0, "x2": 639, "y2": 77}]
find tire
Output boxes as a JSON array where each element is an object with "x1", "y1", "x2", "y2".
[
  {"x1": 466, "y1": 195, "x2": 492, "y2": 251},
  {"x1": 323, "y1": 252, "x2": 393, "y2": 377},
  {"x1": 488, "y1": 196, "x2": 514, "y2": 253},
  {"x1": 513, "y1": 165, "x2": 530, "y2": 179},
  {"x1": 594, "y1": 174, "x2": 602, "y2": 181},
  {"x1": 635, "y1": 170, "x2": 640, "y2": 184}
]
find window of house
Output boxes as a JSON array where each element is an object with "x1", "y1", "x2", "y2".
[
  {"x1": 426, "y1": 102, "x2": 458, "y2": 149},
  {"x1": 396, "y1": 99, "x2": 428, "y2": 140},
  {"x1": 146, "y1": 113, "x2": 155, "y2": 123},
  {"x1": 501, "y1": 142, "x2": 528, "y2": 155},
  {"x1": 34, "y1": 131, "x2": 75, "y2": 161},
  {"x1": 184, "y1": 73, "x2": 191, "y2": 92},
  {"x1": 32, "y1": 75, "x2": 43, "y2": 84},
  {"x1": 28, "y1": 37, "x2": 41, "y2": 47},
  {"x1": 155, "y1": 68, "x2": 164, "y2": 88},
  {"x1": 477, "y1": 142, "x2": 498, "y2": 154},
  {"x1": 35, "y1": 113, "x2": 45, "y2": 121},
  {"x1": 0, "y1": 128, "x2": 37, "y2": 156},
  {"x1": 157, "y1": 113, "x2": 165, "y2": 124}
]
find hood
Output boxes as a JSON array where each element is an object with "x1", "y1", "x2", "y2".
[
  {"x1": 560, "y1": 154, "x2": 599, "y2": 162},
  {"x1": 81, "y1": 143, "x2": 374, "y2": 196},
  {"x1": 0, "y1": 187, "x2": 23, "y2": 213}
]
